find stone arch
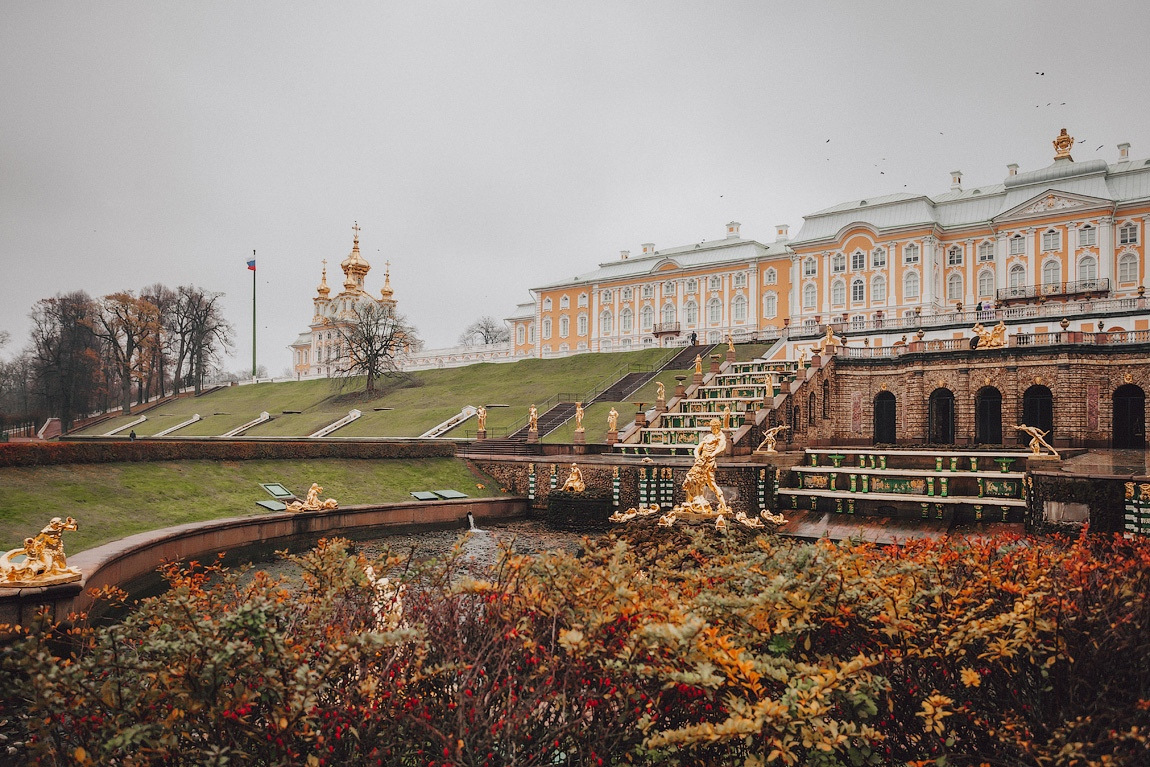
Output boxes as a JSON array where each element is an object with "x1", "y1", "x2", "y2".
[
  {"x1": 1021, "y1": 385, "x2": 1054, "y2": 443},
  {"x1": 1113, "y1": 384, "x2": 1146, "y2": 449},
  {"x1": 928, "y1": 388, "x2": 955, "y2": 444},
  {"x1": 873, "y1": 391, "x2": 896, "y2": 444},
  {"x1": 974, "y1": 386, "x2": 1002, "y2": 444}
]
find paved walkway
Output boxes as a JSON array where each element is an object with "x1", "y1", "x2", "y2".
[{"x1": 1055, "y1": 449, "x2": 1149, "y2": 477}]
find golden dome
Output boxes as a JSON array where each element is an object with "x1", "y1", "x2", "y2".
[{"x1": 316, "y1": 260, "x2": 330, "y2": 297}]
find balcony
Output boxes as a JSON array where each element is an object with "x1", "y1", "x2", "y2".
[
  {"x1": 652, "y1": 322, "x2": 681, "y2": 336},
  {"x1": 997, "y1": 278, "x2": 1110, "y2": 303}
]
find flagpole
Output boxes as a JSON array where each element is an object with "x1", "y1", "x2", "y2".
[{"x1": 251, "y1": 249, "x2": 257, "y2": 380}]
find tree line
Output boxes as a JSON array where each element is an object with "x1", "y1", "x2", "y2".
[{"x1": 0, "y1": 284, "x2": 232, "y2": 434}]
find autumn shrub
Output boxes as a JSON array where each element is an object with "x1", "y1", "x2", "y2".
[{"x1": 0, "y1": 528, "x2": 1147, "y2": 766}]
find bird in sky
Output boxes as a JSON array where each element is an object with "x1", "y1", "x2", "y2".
[{"x1": 1036, "y1": 71, "x2": 1045, "y2": 75}]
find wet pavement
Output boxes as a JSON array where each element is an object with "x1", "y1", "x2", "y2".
[{"x1": 1057, "y1": 449, "x2": 1150, "y2": 477}]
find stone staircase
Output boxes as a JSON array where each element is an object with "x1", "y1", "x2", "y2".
[{"x1": 508, "y1": 402, "x2": 578, "y2": 440}]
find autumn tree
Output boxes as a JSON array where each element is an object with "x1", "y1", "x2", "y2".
[
  {"x1": 27, "y1": 291, "x2": 103, "y2": 431},
  {"x1": 168, "y1": 285, "x2": 233, "y2": 395},
  {"x1": 89, "y1": 292, "x2": 160, "y2": 414},
  {"x1": 333, "y1": 300, "x2": 420, "y2": 394},
  {"x1": 459, "y1": 315, "x2": 510, "y2": 345}
]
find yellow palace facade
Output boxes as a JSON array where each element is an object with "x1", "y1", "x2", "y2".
[{"x1": 510, "y1": 133, "x2": 1149, "y2": 357}]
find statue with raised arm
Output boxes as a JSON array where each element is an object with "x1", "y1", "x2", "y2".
[
  {"x1": 0, "y1": 517, "x2": 82, "y2": 587},
  {"x1": 1011, "y1": 423, "x2": 1059, "y2": 457},
  {"x1": 755, "y1": 424, "x2": 791, "y2": 453},
  {"x1": 288, "y1": 482, "x2": 339, "y2": 512},
  {"x1": 972, "y1": 321, "x2": 1006, "y2": 349},
  {"x1": 476, "y1": 405, "x2": 487, "y2": 431},
  {"x1": 812, "y1": 326, "x2": 842, "y2": 354},
  {"x1": 797, "y1": 347, "x2": 807, "y2": 367},
  {"x1": 528, "y1": 404, "x2": 539, "y2": 431},
  {"x1": 574, "y1": 402, "x2": 584, "y2": 432},
  {"x1": 727, "y1": 334, "x2": 735, "y2": 352},
  {"x1": 607, "y1": 407, "x2": 618, "y2": 431},
  {"x1": 680, "y1": 418, "x2": 729, "y2": 514},
  {"x1": 560, "y1": 463, "x2": 586, "y2": 492}
]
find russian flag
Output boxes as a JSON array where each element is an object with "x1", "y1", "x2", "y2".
[{"x1": 247, "y1": 258, "x2": 256, "y2": 271}]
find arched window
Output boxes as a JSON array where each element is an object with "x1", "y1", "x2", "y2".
[
  {"x1": 733, "y1": 272, "x2": 747, "y2": 288},
  {"x1": 903, "y1": 243, "x2": 920, "y2": 264},
  {"x1": 707, "y1": 298, "x2": 722, "y2": 324},
  {"x1": 832, "y1": 254, "x2": 846, "y2": 273},
  {"x1": 871, "y1": 247, "x2": 886, "y2": 268},
  {"x1": 871, "y1": 275, "x2": 887, "y2": 302},
  {"x1": 1042, "y1": 259, "x2": 1061, "y2": 285},
  {"x1": 577, "y1": 313, "x2": 588, "y2": 336},
  {"x1": 600, "y1": 289, "x2": 613, "y2": 303},
  {"x1": 528, "y1": 323, "x2": 535, "y2": 343},
  {"x1": 1119, "y1": 253, "x2": 1138, "y2": 283},
  {"x1": 851, "y1": 251, "x2": 865, "y2": 271},
  {"x1": 577, "y1": 293, "x2": 588, "y2": 308},
  {"x1": 1118, "y1": 222, "x2": 1138, "y2": 245},
  {"x1": 803, "y1": 283, "x2": 817, "y2": 309},
  {"x1": 1078, "y1": 254, "x2": 1097, "y2": 281},
  {"x1": 542, "y1": 297, "x2": 552, "y2": 311},
  {"x1": 640, "y1": 305, "x2": 653, "y2": 330},
  {"x1": 661, "y1": 303, "x2": 676, "y2": 325},
  {"x1": 621, "y1": 287, "x2": 632, "y2": 301},
  {"x1": 831, "y1": 279, "x2": 846, "y2": 306},
  {"x1": 641, "y1": 285, "x2": 654, "y2": 299},
  {"x1": 516, "y1": 325, "x2": 525, "y2": 345},
  {"x1": 542, "y1": 317, "x2": 552, "y2": 339},
  {"x1": 946, "y1": 272, "x2": 963, "y2": 301},
  {"x1": 686, "y1": 278, "x2": 698, "y2": 294},
  {"x1": 600, "y1": 309, "x2": 613, "y2": 335},
  {"x1": 685, "y1": 300, "x2": 698, "y2": 325},
  {"x1": 850, "y1": 278, "x2": 865, "y2": 303},
  {"x1": 1078, "y1": 225, "x2": 1096, "y2": 248},
  {"x1": 803, "y1": 257, "x2": 817, "y2": 277},
  {"x1": 708, "y1": 276, "x2": 722, "y2": 291},
  {"x1": 620, "y1": 308, "x2": 633, "y2": 333},
  {"x1": 947, "y1": 245, "x2": 963, "y2": 266},
  {"x1": 762, "y1": 292, "x2": 777, "y2": 318},
  {"x1": 560, "y1": 295, "x2": 570, "y2": 309},
  {"x1": 1009, "y1": 263, "x2": 1026, "y2": 288},
  {"x1": 978, "y1": 241, "x2": 995, "y2": 262},
  {"x1": 904, "y1": 271, "x2": 920, "y2": 299},
  {"x1": 978, "y1": 269, "x2": 995, "y2": 297},
  {"x1": 559, "y1": 315, "x2": 570, "y2": 337},
  {"x1": 662, "y1": 281, "x2": 676, "y2": 295},
  {"x1": 1010, "y1": 235, "x2": 1025, "y2": 256},
  {"x1": 733, "y1": 295, "x2": 747, "y2": 321},
  {"x1": 1042, "y1": 229, "x2": 1060, "y2": 252},
  {"x1": 764, "y1": 267, "x2": 777, "y2": 285}
]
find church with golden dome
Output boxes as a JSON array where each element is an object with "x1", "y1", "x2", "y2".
[{"x1": 290, "y1": 223, "x2": 398, "y2": 378}]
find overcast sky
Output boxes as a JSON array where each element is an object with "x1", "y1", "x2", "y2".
[{"x1": 3, "y1": 1, "x2": 1149, "y2": 374}]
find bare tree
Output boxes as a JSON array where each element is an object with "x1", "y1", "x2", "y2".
[
  {"x1": 170, "y1": 286, "x2": 233, "y2": 395},
  {"x1": 27, "y1": 292, "x2": 102, "y2": 431},
  {"x1": 89, "y1": 292, "x2": 160, "y2": 415},
  {"x1": 141, "y1": 283, "x2": 178, "y2": 399},
  {"x1": 458, "y1": 316, "x2": 510, "y2": 345},
  {"x1": 333, "y1": 300, "x2": 420, "y2": 394}
]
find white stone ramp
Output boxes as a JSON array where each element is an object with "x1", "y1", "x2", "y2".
[
  {"x1": 420, "y1": 406, "x2": 478, "y2": 438},
  {"x1": 220, "y1": 411, "x2": 271, "y2": 437},
  {"x1": 153, "y1": 414, "x2": 201, "y2": 437},
  {"x1": 103, "y1": 415, "x2": 147, "y2": 436},
  {"x1": 309, "y1": 410, "x2": 362, "y2": 438}
]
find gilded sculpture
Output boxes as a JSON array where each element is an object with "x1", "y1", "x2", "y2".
[
  {"x1": 755, "y1": 424, "x2": 791, "y2": 454},
  {"x1": 1011, "y1": 424, "x2": 1059, "y2": 458},
  {"x1": 528, "y1": 404, "x2": 539, "y2": 431},
  {"x1": 476, "y1": 405, "x2": 487, "y2": 431},
  {"x1": 574, "y1": 402, "x2": 584, "y2": 432},
  {"x1": 656, "y1": 381, "x2": 665, "y2": 401},
  {"x1": 607, "y1": 407, "x2": 619, "y2": 431},
  {"x1": 560, "y1": 463, "x2": 586, "y2": 493},
  {"x1": 812, "y1": 326, "x2": 842, "y2": 354},
  {"x1": 726, "y1": 334, "x2": 734, "y2": 352},
  {"x1": 972, "y1": 321, "x2": 1007, "y2": 349},
  {"x1": 0, "y1": 517, "x2": 82, "y2": 587},
  {"x1": 694, "y1": 353, "x2": 703, "y2": 375},
  {"x1": 797, "y1": 348, "x2": 806, "y2": 367},
  {"x1": 287, "y1": 483, "x2": 339, "y2": 512},
  {"x1": 1053, "y1": 128, "x2": 1074, "y2": 159}
]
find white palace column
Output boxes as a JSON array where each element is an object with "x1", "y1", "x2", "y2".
[
  {"x1": 923, "y1": 236, "x2": 937, "y2": 308},
  {"x1": 995, "y1": 232, "x2": 1008, "y2": 295},
  {"x1": 1099, "y1": 216, "x2": 1115, "y2": 287}
]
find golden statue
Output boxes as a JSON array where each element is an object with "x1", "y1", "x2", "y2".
[
  {"x1": 797, "y1": 347, "x2": 806, "y2": 367},
  {"x1": 607, "y1": 407, "x2": 619, "y2": 431},
  {"x1": 560, "y1": 463, "x2": 586, "y2": 492},
  {"x1": 528, "y1": 404, "x2": 539, "y2": 431},
  {"x1": 755, "y1": 424, "x2": 791, "y2": 453},
  {"x1": 574, "y1": 402, "x2": 585, "y2": 432},
  {"x1": 694, "y1": 353, "x2": 703, "y2": 375},
  {"x1": 1053, "y1": 127, "x2": 1074, "y2": 159},
  {"x1": 973, "y1": 321, "x2": 1007, "y2": 349},
  {"x1": 0, "y1": 517, "x2": 82, "y2": 587},
  {"x1": 812, "y1": 326, "x2": 842, "y2": 354},
  {"x1": 1011, "y1": 424, "x2": 1059, "y2": 457},
  {"x1": 287, "y1": 483, "x2": 339, "y2": 512},
  {"x1": 721, "y1": 404, "x2": 732, "y2": 430},
  {"x1": 679, "y1": 419, "x2": 729, "y2": 513},
  {"x1": 726, "y1": 334, "x2": 735, "y2": 352},
  {"x1": 656, "y1": 381, "x2": 665, "y2": 401},
  {"x1": 476, "y1": 406, "x2": 487, "y2": 431}
]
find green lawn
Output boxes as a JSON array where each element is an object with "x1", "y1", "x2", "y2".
[{"x1": 0, "y1": 458, "x2": 499, "y2": 553}]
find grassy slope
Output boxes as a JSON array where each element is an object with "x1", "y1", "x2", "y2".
[{"x1": 0, "y1": 458, "x2": 498, "y2": 553}]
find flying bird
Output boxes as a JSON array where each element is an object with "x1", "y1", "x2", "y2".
[
  {"x1": 826, "y1": 139, "x2": 830, "y2": 143},
  {"x1": 1035, "y1": 71, "x2": 1045, "y2": 75},
  {"x1": 1097, "y1": 145, "x2": 1104, "y2": 150}
]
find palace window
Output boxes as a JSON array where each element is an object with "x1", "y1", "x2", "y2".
[
  {"x1": 685, "y1": 300, "x2": 698, "y2": 324},
  {"x1": 707, "y1": 298, "x2": 722, "y2": 324},
  {"x1": 577, "y1": 293, "x2": 588, "y2": 308},
  {"x1": 762, "y1": 292, "x2": 777, "y2": 318},
  {"x1": 733, "y1": 272, "x2": 747, "y2": 288},
  {"x1": 903, "y1": 243, "x2": 920, "y2": 264},
  {"x1": 1078, "y1": 254, "x2": 1097, "y2": 281},
  {"x1": 1009, "y1": 264, "x2": 1026, "y2": 289},
  {"x1": 528, "y1": 323, "x2": 535, "y2": 343},
  {"x1": 708, "y1": 276, "x2": 722, "y2": 291},
  {"x1": 871, "y1": 275, "x2": 887, "y2": 302},
  {"x1": 621, "y1": 307, "x2": 633, "y2": 332},
  {"x1": 560, "y1": 295, "x2": 570, "y2": 309},
  {"x1": 686, "y1": 278, "x2": 698, "y2": 294},
  {"x1": 542, "y1": 318, "x2": 552, "y2": 339},
  {"x1": 1079, "y1": 225, "x2": 1096, "y2": 248},
  {"x1": 1119, "y1": 253, "x2": 1138, "y2": 283},
  {"x1": 600, "y1": 309, "x2": 613, "y2": 334},
  {"x1": 831, "y1": 279, "x2": 846, "y2": 306},
  {"x1": 851, "y1": 314, "x2": 865, "y2": 330},
  {"x1": 904, "y1": 271, "x2": 920, "y2": 299},
  {"x1": 832, "y1": 254, "x2": 846, "y2": 273},
  {"x1": 1010, "y1": 235, "x2": 1025, "y2": 256},
  {"x1": 641, "y1": 305, "x2": 653, "y2": 330},
  {"x1": 516, "y1": 325, "x2": 525, "y2": 345},
  {"x1": 733, "y1": 295, "x2": 747, "y2": 322},
  {"x1": 559, "y1": 315, "x2": 570, "y2": 338},
  {"x1": 661, "y1": 303, "x2": 676, "y2": 325},
  {"x1": 542, "y1": 297, "x2": 552, "y2": 311},
  {"x1": 577, "y1": 314, "x2": 588, "y2": 335},
  {"x1": 871, "y1": 247, "x2": 886, "y2": 268},
  {"x1": 642, "y1": 285, "x2": 654, "y2": 299},
  {"x1": 663, "y1": 281, "x2": 676, "y2": 295},
  {"x1": 850, "y1": 278, "x2": 865, "y2": 303},
  {"x1": 1119, "y1": 222, "x2": 1139, "y2": 245},
  {"x1": 978, "y1": 269, "x2": 994, "y2": 297},
  {"x1": 559, "y1": 343, "x2": 569, "y2": 352},
  {"x1": 851, "y1": 251, "x2": 865, "y2": 271},
  {"x1": 1042, "y1": 259, "x2": 1061, "y2": 285},
  {"x1": 946, "y1": 272, "x2": 963, "y2": 301},
  {"x1": 763, "y1": 267, "x2": 777, "y2": 285},
  {"x1": 978, "y1": 242, "x2": 994, "y2": 262},
  {"x1": 802, "y1": 283, "x2": 817, "y2": 309},
  {"x1": 947, "y1": 245, "x2": 963, "y2": 266},
  {"x1": 1042, "y1": 229, "x2": 1061, "y2": 252},
  {"x1": 803, "y1": 257, "x2": 817, "y2": 277},
  {"x1": 600, "y1": 289, "x2": 613, "y2": 303},
  {"x1": 621, "y1": 287, "x2": 632, "y2": 301}
]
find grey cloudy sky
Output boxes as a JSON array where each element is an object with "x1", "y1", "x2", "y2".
[{"x1": 3, "y1": 1, "x2": 1149, "y2": 373}]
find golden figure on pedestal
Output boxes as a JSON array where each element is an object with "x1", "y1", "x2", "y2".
[
  {"x1": 972, "y1": 321, "x2": 1007, "y2": 349},
  {"x1": 694, "y1": 354, "x2": 703, "y2": 375},
  {"x1": 0, "y1": 517, "x2": 82, "y2": 587},
  {"x1": 287, "y1": 483, "x2": 339, "y2": 512},
  {"x1": 1011, "y1": 424, "x2": 1059, "y2": 457},
  {"x1": 574, "y1": 402, "x2": 584, "y2": 432},
  {"x1": 560, "y1": 463, "x2": 586, "y2": 492},
  {"x1": 812, "y1": 326, "x2": 842, "y2": 354},
  {"x1": 656, "y1": 381, "x2": 665, "y2": 401},
  {"x1": 755, "y1": 424, "x2": 791, "y2": 453},
  {"x1": 476, "y1": 406, "x2": 487, "y2": 431},
  {"x1": 607, "y1": 407, "x2": 618, "y2": 431},
  {"x1": 528, "y1": 404, "x2": 539, "y2": 431}
]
